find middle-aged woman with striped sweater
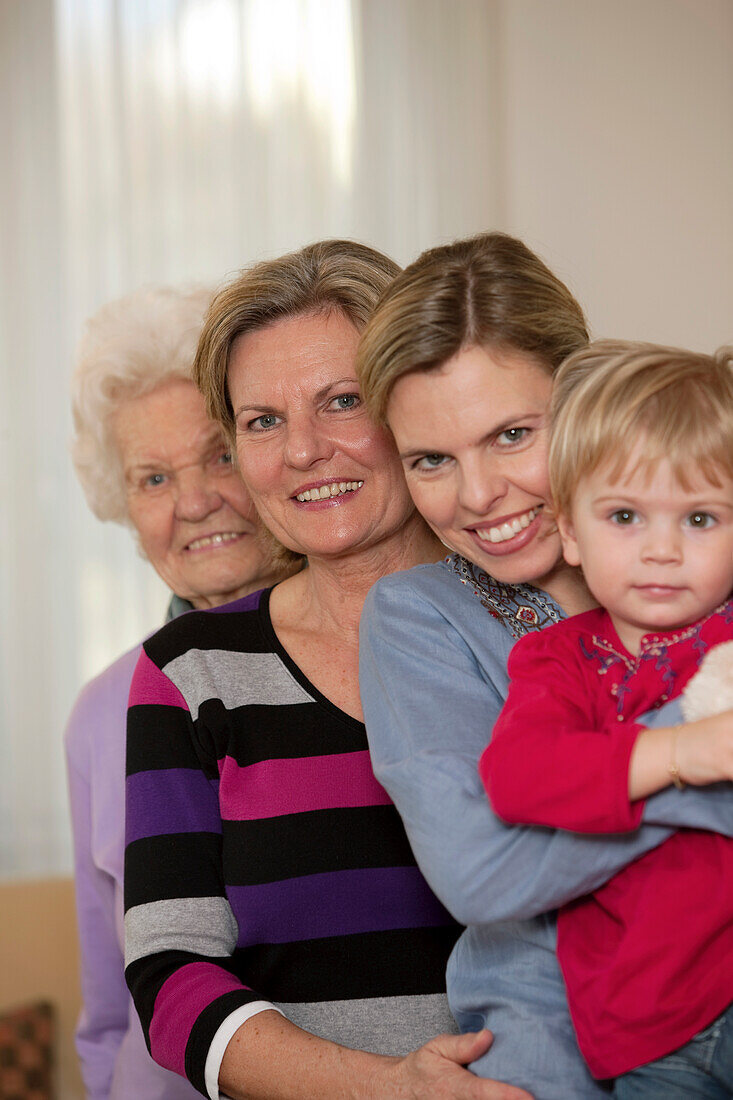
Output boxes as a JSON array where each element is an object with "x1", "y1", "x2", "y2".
[{"x1": 122, "y1": 240, "x2": 532, "y2": 1100}]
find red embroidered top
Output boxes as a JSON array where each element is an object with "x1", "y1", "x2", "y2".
[{"x1": 480, "y1": 601, "x2": 733, "y2": 1078}]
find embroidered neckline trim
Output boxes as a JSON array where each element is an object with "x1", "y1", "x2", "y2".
[
  {"x1": 593, "y1": 596, "x2": 733, "y2": 665},
  {"x1": 445, "y1": 554, "x2": 564, "y2": 640}
]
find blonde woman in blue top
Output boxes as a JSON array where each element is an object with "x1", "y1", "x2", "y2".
[{"x1": 357, "y1": 232, "x2": 733, "y2": 1100}]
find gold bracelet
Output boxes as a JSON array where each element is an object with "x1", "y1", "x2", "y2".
[{"x1": 668, "y1": 727, "x2": 686, "y2": 790}]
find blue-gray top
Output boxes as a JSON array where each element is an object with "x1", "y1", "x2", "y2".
[{"x1": 359, "y1": 556, "x2": 733, "y2": 1099}]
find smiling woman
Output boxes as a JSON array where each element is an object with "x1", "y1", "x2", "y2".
[
  {"x1": 122, "y1": 241, "x2": 532, "y2": 1100},
  {"x1": 228, "y1": 310, "x2": 415, "y2": 565},
  {"x1": 356, "y1": 232, "x2": 733, "y2": 1099},
  {"x1": 113, "y1": 376, "x2": 265, "y2": 608},
  {"x1": 386, "y1": 344, "x2": 564, "y2": 592}
]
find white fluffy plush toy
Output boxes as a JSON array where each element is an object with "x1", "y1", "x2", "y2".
[{"x1": 681, "y1": 641, "x2": 733, "y2": 721}]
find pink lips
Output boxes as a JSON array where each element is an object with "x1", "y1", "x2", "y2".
[
  {"x1": 467, "y1": 507, "x2": 543, "y2": 557},
  {"x1": 633, "y1": 585, "x2": 686, "y2": 599}
]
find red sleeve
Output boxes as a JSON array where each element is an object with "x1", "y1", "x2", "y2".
[{"x1": 479, "y1": 628, "x2": 645, "y2": 834}]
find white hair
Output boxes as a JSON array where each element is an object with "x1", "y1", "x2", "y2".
[{"x1": 71, "y1": 285, "x2": 213, "y2": 524}]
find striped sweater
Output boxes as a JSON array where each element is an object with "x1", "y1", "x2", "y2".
[{"x1": 124, "y1": 587, "x2": 459, "y2": 1097}]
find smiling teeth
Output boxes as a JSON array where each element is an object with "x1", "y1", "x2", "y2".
[
  {"x1": 296, "y1": 481, "x2": 364, "y2": 502},
  {"x1": 187, "y1": 532, "x2": 243, "y2": 551},
  {"x1": 475, "y1": 507, "x2": 540, "y2": 544}
]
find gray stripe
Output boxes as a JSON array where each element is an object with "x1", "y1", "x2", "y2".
[
  {"x1": 163, "y1": 649, "x2": 314, "y2": 719},
  {"x1": 275, "y1": 994, "x2": 457, "y2": 1056},
  {"x1": 125, "y1": 897, "x2": 238, "y2": 967}
]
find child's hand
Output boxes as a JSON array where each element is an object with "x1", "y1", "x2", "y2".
[
  {"x1": 629, "y1": 713, "x2": 733, "y2": 799},
  {"x1": 676, "y1": 709, "x2": 733, "y2": 786}
]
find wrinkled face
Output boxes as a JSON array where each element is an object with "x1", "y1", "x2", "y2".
[
  {"x1": 558, "y1": 450, "x2": 733, "y2": 654},
  {"x1": 228, "y1": 310, "x2": 417, "y2": 562},
  {"x1": 387, "y1": 344, "x2": 568, "y2": 594},
  {"x1": 115, "y1": 378, "x2": 275, "y2": 608}
]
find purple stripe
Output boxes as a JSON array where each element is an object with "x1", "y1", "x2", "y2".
[
  {"x1": 229, "y1": 866, "x2": 451, "y2": 947},
  {"x1": 126, "y1": 769, "x2": 222, "y2": 844},
  {"x1": 208, "y1": 588, "x2": 264, "y2": 614}
]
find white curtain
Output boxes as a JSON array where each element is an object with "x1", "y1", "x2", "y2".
[{"x1": 0, "y1": 0, "x2": 500, "y2": 877}]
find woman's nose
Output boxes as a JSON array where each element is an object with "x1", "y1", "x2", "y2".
[
  {"x1": 174, "y1": 469, "x2": 223, "y2": 521},
  {"x1": 456, "y1": 460, "x2": 506, "y2": 516},
  {"x1": 283, "y1": 414, "x2": 334, "y2": 469}
]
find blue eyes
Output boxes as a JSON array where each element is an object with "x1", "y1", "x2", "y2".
[
  {"x1": 414, "y1": 453, "x2": 448, "y2": 471},
  {"x1": 333, "y1": 394, "x2": 358, "y2": 410},
  {"x1": 141, "y1": 450, "x2": 230, "y2": 488},
  {"x1": 250, "y1": 414, "x2": 281, "y2": 431},
  {"x1": 245, "y1": 393, "x2": 360, "y2": 432},
  {"x1": 498, "y1": 427, "x2": 528, "y2": 445},
  {"x1": 411, "y1": 425, "x2": 530, "y2": 472},
  {"x1": 144, "y1": 473, "x2": 167, "y2": 488}
]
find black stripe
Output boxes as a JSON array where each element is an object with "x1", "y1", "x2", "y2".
[
  {"x1": 144, "y1": 603, "x2": 270, "y2": 667},
  {"x1": 125, "y1": 833, "x2": 225, "y2": 909},
  {"x1": 185, "y1": 989, "x2": 264, "y2": 1097},
  {"x1": 198, "y1": 700, "x2": 370, "y2": 765},
  {"x1": 129, "y1": 698, "x2": 370, "y2": 775},
  {"x1": 231, "y1": 926, "x2": 460, "y2": 1002},
  {"x1": 222, "y1": 806, "x2": 416, "y2": 885},
  {"x1": 127, "y1": 704, "x2": 219, "y2": 776}
]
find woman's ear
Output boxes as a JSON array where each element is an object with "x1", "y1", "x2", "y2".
[{"x1": 556, "y1": 511, "x2": 581, "y2": 568}]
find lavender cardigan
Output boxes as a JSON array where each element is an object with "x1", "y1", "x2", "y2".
[{"x1": 65, "y1": 605, "x2": 199, "y2": 1100}]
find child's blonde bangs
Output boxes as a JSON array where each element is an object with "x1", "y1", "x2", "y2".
[{"x1": 550, "y1": 341, "x2": 733, "y2": 517}]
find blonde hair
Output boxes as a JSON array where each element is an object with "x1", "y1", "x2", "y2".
[
  {"x1": 357, "y1": 231, "x2": 589, "y2": 425},
  {"x1": 549, "y1": 339, "x2": 733, "y2": 517},
  {"x1": 194, "y1": 239, "x2": 400, "y2": 442},
  {"x1": 71, "y1": 285, "x2": 212, "y2": 524},
  {"x1": 193, "y1": 239, "x2": 400, "y2": 568}
]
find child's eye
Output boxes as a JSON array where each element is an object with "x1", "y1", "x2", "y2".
[
  {"x1": 217, "y1": 450, "x2": 233, "y2": 465},
  {"x1": 330, "y1": 393, "x2": 360, "y2": 411},
  {"x1": 497, "y1": 427, "x2": 529, "y2": 446},
  {"x1": 413, "y1": 453, "x2": 449, "y2": 471},
  {"x1": 610, "y1": 509, "x2": 637, "y2": 525},
  {"x1": 686, "y1": 511, "x2": 716, "y2": 529},
  {"x1": 247, "y1": 413, "x2": 281, "y2": 432}
]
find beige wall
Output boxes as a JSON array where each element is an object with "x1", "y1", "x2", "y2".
[
  {"x1": 497, "y1": 0, "x2": 733, "y2": 349},
  {"x1": 0, "y1": 878, "x2": 83, "y2": 1100}
]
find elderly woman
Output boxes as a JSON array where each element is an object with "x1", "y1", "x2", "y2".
[
  {"x1": 123, "y1": 242, "x2": 531, "y2": 1100},
  {"x1": 356, "y1": 232, "x2": 733, "y2": 1099},
  {"x1": 65, "y1": 286, "x2": 285, "y2": 1100}
]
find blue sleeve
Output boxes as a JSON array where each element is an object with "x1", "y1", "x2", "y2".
[
  {"x1": 639, "y1": 698, "x2": 733, "y2": 834},
  {"x1": 359, "y1": 573, "x2": 728, "y2": 926}
]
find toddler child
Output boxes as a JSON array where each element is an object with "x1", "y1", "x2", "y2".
[{"x1": 480, "y1": 340, "x2": 733, "y2": 1098}]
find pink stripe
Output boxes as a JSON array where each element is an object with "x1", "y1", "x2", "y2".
[
  {"x1": 128, "y1": 650, "x2": 188, "y2": 710},
  {"x1": 149, "y1": 963, "x2": 249, "y2": 1076},
  {"x1": 218, "y1": 750, "x2": 392, "y2": 820}
]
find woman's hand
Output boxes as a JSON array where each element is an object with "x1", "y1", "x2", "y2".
[
  {"x1": 221, "y1": 1014, "x2": 533, "y2": 1100},
  {"x1": 365, "y1": 1030, "x2": 533, "y2": 1100}
]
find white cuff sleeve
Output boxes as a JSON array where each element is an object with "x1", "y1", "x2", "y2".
[{"x1": 204, "y1": 1001, "x2": 284, "y2": 1100}]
